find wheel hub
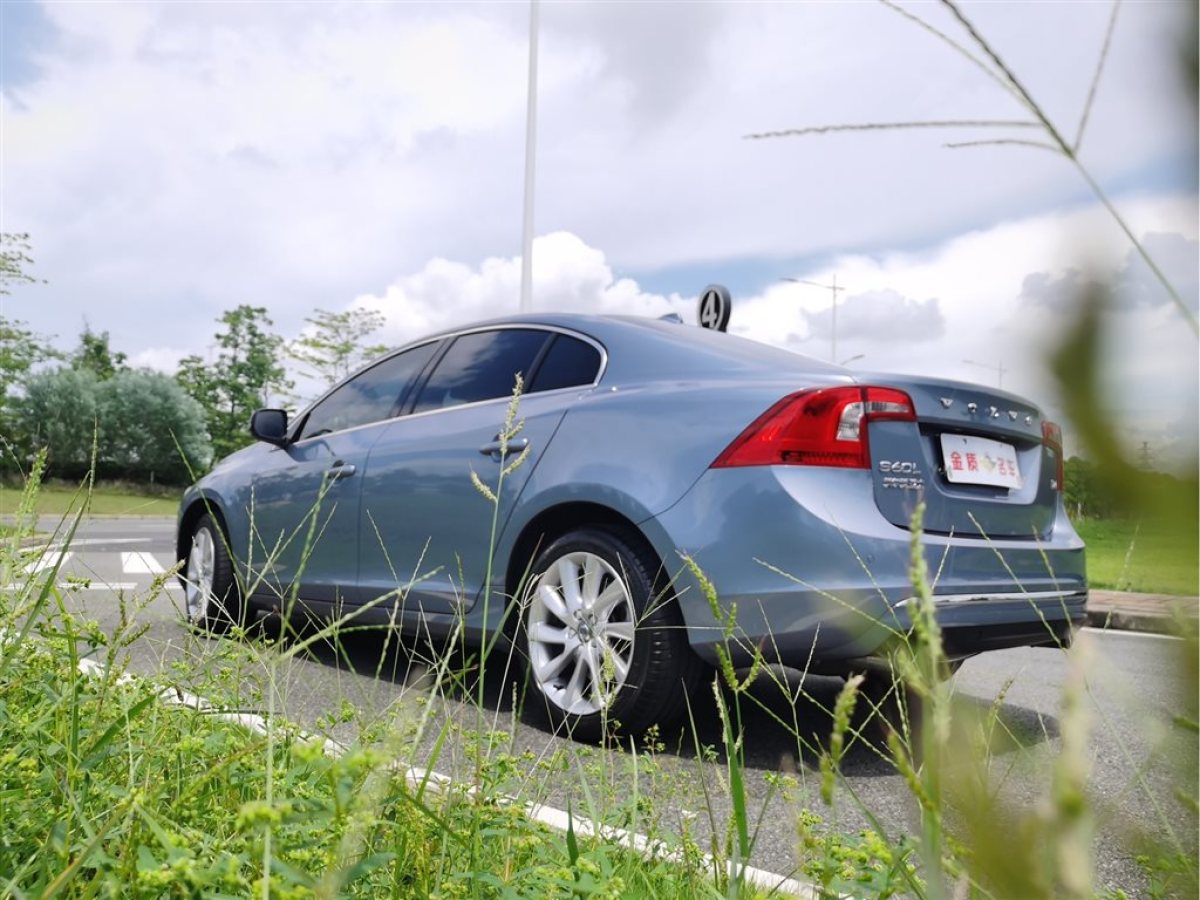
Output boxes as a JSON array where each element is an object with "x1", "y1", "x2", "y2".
[{"x1": 526, "y1": 549, "x2": 636, "y2": 716}]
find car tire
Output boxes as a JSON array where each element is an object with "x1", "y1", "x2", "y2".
[
  {"x1": 182, "y1": 513, "x2": 243, "y2": 634},
  {"x1": 518, "y1": 527, "x2": 705, "y2": 742}
]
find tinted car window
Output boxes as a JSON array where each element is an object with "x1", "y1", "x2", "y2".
[
  {"x1": 411, "y1": 329, "x2": 549, "y2": 414},
  {"x1": 530, "y1": 335, "x2": 602, "y2": 393},
  {"x1": 297, "y1": 342, "x2": 438, "y2": 440}
]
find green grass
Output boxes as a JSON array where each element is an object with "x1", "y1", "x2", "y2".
[
  {"x1": 0, "y1": 481, "x2": 179, "y2": 518},
  {"x1": 1074, "y1": 516, "x2": 1200, "y2": 596}
]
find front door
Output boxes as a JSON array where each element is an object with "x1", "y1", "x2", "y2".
[{"x1": 247, "y1": 339, "x2": 441, "y2": 610}]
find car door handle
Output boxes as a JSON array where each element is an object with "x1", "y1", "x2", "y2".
[
  {"x1": 478, "y1": 438, "x2": 529, "y2": 459},
  {"x1": 326, "y1": 462, "x2": 357, "y2": 480}
]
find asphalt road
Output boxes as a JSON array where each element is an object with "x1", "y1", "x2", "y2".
[{"x1": 13, "y1": 516, "x2": 1196, "y2": 896}]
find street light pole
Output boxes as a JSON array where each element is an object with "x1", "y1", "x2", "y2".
[
  {"x1": 782, "y1": 275, "x2": 845, "y2": 363},
  {"x1": 519, "y1": 0, "x2": 540, "y2": 313}
]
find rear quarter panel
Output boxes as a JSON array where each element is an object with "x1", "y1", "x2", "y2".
[{"x1": 492, "y1": 375, "x2": 851, "y2": 587}]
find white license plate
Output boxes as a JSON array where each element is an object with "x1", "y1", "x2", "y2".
[{"x1": 940, "y1": 434, "x2": 1022, "y2": 489}]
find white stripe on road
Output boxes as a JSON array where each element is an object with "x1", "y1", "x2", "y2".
[
  {"x1": 122, "y1": 551, "x2": 165, "y2": 575},
  {"x1": 68, "y1": 582, "x2": 139, "y2": 592},
  {"x1": 1, "y1": 582, "x2": 140, "y2": 592},
  {"x1": 42, "y1": 538, "x2": 154, "y2": 550},
  {"x1": 24, "y1": 551, "x2": 71, "y2": 574}
]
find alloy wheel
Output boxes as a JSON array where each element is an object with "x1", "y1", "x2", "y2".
[{"x1": 526, "y1": 551, "x2": 636, "y2": 715}]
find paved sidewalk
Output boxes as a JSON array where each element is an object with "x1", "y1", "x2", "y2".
[{"x1": 1087, "y1": 590, "x2": 1199, "y2": 635}]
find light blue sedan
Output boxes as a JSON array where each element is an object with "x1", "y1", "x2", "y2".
[{"x1": 177, "y1": 314, "x2": 1086, "y2": 739}]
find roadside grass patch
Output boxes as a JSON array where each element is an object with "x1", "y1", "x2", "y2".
[
  {"x1": 1074, "y1": 516, "x2": 1199, "y2": 596},
  {"x1": 1, "y1": 462, "x2": 786, "y2": 899},
  {"x1": 0, "y1": 480, "x2": 180, "y2": 518}
]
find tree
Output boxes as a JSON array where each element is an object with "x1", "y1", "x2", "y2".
[
  {"x1": 286, "y1": 307, "x2": 390, "y2": 393},
  {"x1": 13, "y1": 368, "x2": 101, "y2": 480},
  {"x1": 0, "y1": 317, "x2": 58, "y2": 399},
  {"x1": 0, "y1": 317, "x2": 61, "y2": 470},
  {"x1": 14, "y1": 367, "x2": 212, "y2": 485},
  {"x1": 96, "y1": 371, "x2": 211, "y2": 483},
  {"x1": 0, "y1": 233, "x2": 41, "y2": 294},
  {"x1": 71, "y1": 326, "x2": 127, "y2": 380},
  {"x1": 177, "y1": 305, "x2": 290, "y2": 461}
]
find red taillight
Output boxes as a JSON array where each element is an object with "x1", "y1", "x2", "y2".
[
  {"x1": 1042, "y1": 420, "x2": 1064, "y2": 491},
  {"x1": 712, "y1": 386, "x2": 916, "y2": 469}
]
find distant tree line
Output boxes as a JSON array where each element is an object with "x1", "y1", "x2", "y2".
[
  {"x1": 2, "y1": 284, "x2": 390, "y2": 486},
  {"x1": 1063, "y1": 455, "x2": 1193, "y2": 520}
]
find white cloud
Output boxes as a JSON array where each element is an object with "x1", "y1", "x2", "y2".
[
  {"x1": 353, "y1": 231, "x2": 687, "y2": 348},
  {"x1": 2, "y1": 0, "x2": 1194, "y2": 360},
  {"x1": 325, "y1": 194, "x2": 1195, "y2": 468},
  {"x1": 1, "y1": 1, "x2": 1194, "y2": 466}
]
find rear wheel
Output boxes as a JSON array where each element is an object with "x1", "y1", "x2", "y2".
[
  {"x1": 520, "y1": 527, "x2": 704, "y2": 741},
  {"x1": 182, "y1": 514, "x2": 243, "y2": 634}
]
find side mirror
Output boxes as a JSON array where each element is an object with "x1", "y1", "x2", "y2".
[{"x1": 250, "y1": 408, "x2": 289, "y2": 446}]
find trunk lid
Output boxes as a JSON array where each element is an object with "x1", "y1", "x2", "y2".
[{"x1": 862, "y1": 375, "x2": 1058, "y2": 539}]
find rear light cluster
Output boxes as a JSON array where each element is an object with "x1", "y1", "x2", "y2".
[
  {"x1": 1041, "y1": 420, "x2": 1064, "y2": 491},
  {"x1": 712, "y1": 386, "x2": 915, "y2": 470}
]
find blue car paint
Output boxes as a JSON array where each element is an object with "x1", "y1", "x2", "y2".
[{"x1": 178, "y1": 312, "x2": 1087, "y2": 671}]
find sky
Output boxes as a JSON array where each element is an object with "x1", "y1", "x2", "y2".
[{"x1": 1, "y1": 0, "x2": 1197, "y2": 464}]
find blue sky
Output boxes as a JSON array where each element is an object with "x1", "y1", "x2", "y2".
[
  {"x1": 1, "y1": 1, "x2": 1196, "y2": 458},
  {"x1": 0, "y1": 1, "x2": 52, "y2": 91}
]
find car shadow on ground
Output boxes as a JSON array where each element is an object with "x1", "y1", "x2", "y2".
[{"x1": 262, "y1": 613, "x2": 1059, "y2": 778}]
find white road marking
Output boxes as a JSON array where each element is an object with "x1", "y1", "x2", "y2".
[
  {"x1": 69, "y1": 657, "x2": 819, "y2": 899},
  {"x1": 24, "y1": 551, "x2": 71, "y2": 574},
  {"x1": 0, "y1": 581, "x2": 140, "y2": 592},
  {"x1": 64, "y1": 582, "x2": 140, "y2": 592},
  {"x1": 42, "y1": 538, "x2": 154, "y2": 550},
  {"x1": 122, "y1": 551, "x2": 165, "y2": 575}
]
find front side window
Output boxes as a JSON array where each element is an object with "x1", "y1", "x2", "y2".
[
  {"x1": 297, "y1": 341, "x2": 438, "y2": 440},
  {"x1": 411, "y1": 329, "x2": 550, "y2": 414}
]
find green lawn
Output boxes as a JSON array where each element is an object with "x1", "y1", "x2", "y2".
[
  {"x1": 1075, "y1": 515, "x2": 1199, "y2": 596},
  {"x1": 0, "y1": 481, "x2": 180, "y2": 518}
]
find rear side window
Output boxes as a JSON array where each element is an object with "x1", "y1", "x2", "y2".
[
  {"x1": 411, "y1": 329, "x2": 549, "y2": 414},
  {"x1": 530, "y1": 335, "x2": 602, "y2": 393},
  {"x1": 297, "y1": 342, "x2": 438, "y2": 440}
]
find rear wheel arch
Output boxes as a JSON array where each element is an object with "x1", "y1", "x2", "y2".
[
  {"x1": 504, "y1": 502, "x2": 652, "y2": 603},
  {"x1": 506, "y1": 503, "x2": 709, "y2": 738}
]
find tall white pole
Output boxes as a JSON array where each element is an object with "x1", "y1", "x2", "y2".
[
  {"x1": 519, "y1": 0, "x2": 540, "y2": 313},
  {"x1": 830, "y1": 272, "x2": 838, "y2": 365}
]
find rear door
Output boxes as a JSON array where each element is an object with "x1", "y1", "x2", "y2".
[
  {"x1": 866, "y1": 376, "x2": 1058, "y2": 539},
  {"x1": 357, "y1": 328, "x2": 603, "y2": 615}
]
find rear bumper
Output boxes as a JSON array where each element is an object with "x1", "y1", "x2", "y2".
[{"x1": 643, "y1": 466, "x2": 1087, "y2": 670}]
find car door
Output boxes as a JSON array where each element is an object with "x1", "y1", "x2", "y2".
[
  {"x1": 356, "y1": 328, "x2": 603, "y2": 617},
  {"x1": 247, "y1": 341, "x2": 440, "y2": 610}
]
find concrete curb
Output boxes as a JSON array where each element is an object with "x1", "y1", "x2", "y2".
[
  {"x1": 1085, "y1": 590, "x2": 1198, "y2": 636},
  {"x1": 1084, "y1": 608, "x2": 1192, "y2": 636}
]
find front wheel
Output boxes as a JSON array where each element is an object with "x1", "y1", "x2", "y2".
[
  {"x1": 520, "y1": 527, "x2": 705, "y2": 741},
  {"x1": 182, "y1": 513, "x2": 243, "y2": 634}
]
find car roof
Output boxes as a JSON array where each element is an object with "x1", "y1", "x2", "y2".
[{"x1": 414, "y1": 311, "x2": 846, "y2": 382}]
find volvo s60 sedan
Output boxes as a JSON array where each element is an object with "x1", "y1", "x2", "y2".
[{"x1": 177, "y1": 314, "x2": 1087, "y2": 739}]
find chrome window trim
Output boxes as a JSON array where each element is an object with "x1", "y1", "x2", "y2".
[{"x1": 288, "y1": 324, "x2": 607, "y2": 447}]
